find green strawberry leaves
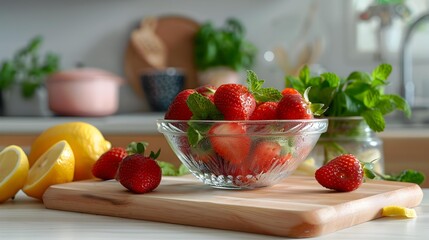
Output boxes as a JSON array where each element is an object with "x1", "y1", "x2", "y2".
[
  {"x1": 126, "y1": 141, "x2": 161, "y2": 160},
  {"x1": 286, "y1": 63, "x2": 412, "y2": 132}
]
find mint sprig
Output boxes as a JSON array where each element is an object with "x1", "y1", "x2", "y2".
[
  {"x1": 364, "y1": 166, "x2": 425, "y2": 185},
  {"x1": 187, "y1": 93, "x2": 223, "y2": 120},
  {"x1": 247, "y1": 70, "x2": 282, "y2": 103},
  {"x1": 285, "y1": 63, "x2": 412, "y2": 132},
  {"x1": 185, "y1": 93, "x2": 224, "y2": 146}
]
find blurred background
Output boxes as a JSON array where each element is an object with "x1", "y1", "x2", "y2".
[{"x1": 0, "y1": 0, "x2": 428, "y2": 117}]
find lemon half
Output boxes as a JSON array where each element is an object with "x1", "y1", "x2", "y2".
[
  {"x1": 28, "y1": 122, "x2": 111, "y2": 180},
  {"x1": 23, "y1": 140, "x2": 75, "y2": 200},
  {"x1": 0, "y1": 145, "x2": 29, "y2": 203}
]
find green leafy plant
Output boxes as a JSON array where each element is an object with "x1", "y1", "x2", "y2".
[
  {"x1": 285, "y1": 63, "x2": 411, "y2": 132},
  {"x1": 0, "y1": 36, "x2": 60, "y2": 98},
  {"x1": 194, "y1": 18, "x2": 257, "y2": 71},
  {"x1": 285, "y1": 64, "x2": 425, "y2": 185}
]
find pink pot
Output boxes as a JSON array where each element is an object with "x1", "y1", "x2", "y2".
[{"x1": 47, "y1": 68, "x2": 123, "y2": 116}]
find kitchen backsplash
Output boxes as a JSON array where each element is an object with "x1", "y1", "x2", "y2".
[{"x1": 1, "y1": 0, "x2": 428, "y2": 114}]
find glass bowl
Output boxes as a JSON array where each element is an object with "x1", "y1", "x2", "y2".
[{"x1": 157, "y1": 119, "x2": 328, "y2": 189}]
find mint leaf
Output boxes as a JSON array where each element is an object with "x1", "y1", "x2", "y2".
[
  {"x1": 362, "y1": 109, "x2": 385, "y2": 132},
  {"x1": 372, "y1": 63, "x2": 392, "y2": 81},
  {"x1": 178, "y1": 164, "x2": 190, "y2": 176},
  {"x1": 298, "y1": 65, "x2": 310, "y2": 85},
  {"x1": 384, "y1": 170, "x2": 425, "y2": 185},
  {"x1": 187, "y1": 93, "x2": 223, "y2": 120},
  {"x1": 157, "y1": 160, "x2": 178, "y2": 176},
  {"x1": 285, "y1": 75, "x2": 305, "y2": 93},
  {"x1": 254, "y1": 88, "x2": 283, "y2": 102},
  {"x1": 363, "y1": 89, "x2": 380, "y2": 108},
  {"x1": 187, "y1": 125, "x2": 204, "y2": 147},
  {"x1": 347, "y1": 71, "x2": 371, "y2": 83},
  {"x1": 247, "y1": 70, "x2": 282, "y2": 103},
  {"x1": 385, "y1": 94, "x2": 412, "y2": 118},
  {"x1": 320, "y1": 72, "x2": 341, "y2": 88}
]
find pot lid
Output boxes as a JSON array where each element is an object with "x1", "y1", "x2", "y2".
[{"x1": 47, "y1": 68, "x2": 123, "y2": 84}]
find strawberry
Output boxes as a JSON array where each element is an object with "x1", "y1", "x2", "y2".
[
  {"x1": 248, "y1": 141, "x2": 290, "y2": 173},
  {"x1": 91, "y1": 147, "x2": 128, "y2": 180},
  {"x1": 117, "y1": 153, "x2": 162, "y2": 194},
  {"x1": 281, "y1": 88, "x2": 300, "y2": 96},
  {"x1": 164, "y1": 89, "x2": 196, "y2": 120},
  {"x1": 115, "y1": 142, "x2": 162, "y2": 194},
  {"x1": 190, "y1": 139, "x2": 215, "y2": 164},
  {"x1": 315, "y1": 154, "x2": 364, "y2": 192},
  {"x1": 195, "y1": 85, "x2": 217, "y2": 102},
  {"x1": 249, "y1": 102, "x2": 278, "y2": 120},
  {"x1": 277, "y1": 93, "x2": 313, "y2": 120},
  {"x1": 214, "y1": 84, "x2": 256, "y2": 120},
  {"x1": 208, "y1": 123, "x2": 251, "y2": 165}
]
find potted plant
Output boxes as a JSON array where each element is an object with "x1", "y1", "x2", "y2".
[
  {"x1": 286, "y1": 64, "x2": 411, "y2": 173},
  {"x1": 194, "y1": 18, "x2": 257, "y2": 86},
  {"x1": 0, "y1": 36, "x2": 60, "y2": 116}
]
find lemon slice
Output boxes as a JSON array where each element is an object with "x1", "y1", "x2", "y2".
[
  {"x1": 23, "y1": 140, "x2": 75, "y2": 200},
  {"x1": 382, "y1": 206, "x2": 417, "y2": 218},
  {"x1": 0, "y1": 145, "x2": 29, "y2": 203}
]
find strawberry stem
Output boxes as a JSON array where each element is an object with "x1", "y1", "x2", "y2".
[{"x1": 126, "y1": 141, "x2": 161, "y2": 160}]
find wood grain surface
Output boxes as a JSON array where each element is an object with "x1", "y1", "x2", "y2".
[{"x1": 43, "y1": 175, "x2": 423, "y2": 238}]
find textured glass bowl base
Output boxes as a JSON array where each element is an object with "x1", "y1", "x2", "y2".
[{"x1": 191, "y1": 171, "x2": 294, "y2": 189}]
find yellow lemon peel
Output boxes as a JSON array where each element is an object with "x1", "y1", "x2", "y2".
[{"x1": 382, "y1": 206, "x2": 417, "y2": 218}]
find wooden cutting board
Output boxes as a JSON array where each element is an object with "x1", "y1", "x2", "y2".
[{"x1": 43, "y1": 176, "x2": 423, "y2": 238}]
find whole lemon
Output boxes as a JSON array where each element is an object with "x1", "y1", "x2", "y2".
[{"x1": 28, "y1": 122, "x2": 111, "y2": 181}]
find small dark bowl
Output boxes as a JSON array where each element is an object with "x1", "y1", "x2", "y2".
[{"x1": 141, "y1": 68, "x2": 185, "y2": 112}]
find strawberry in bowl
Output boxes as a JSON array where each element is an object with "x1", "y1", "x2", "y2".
[{"x1": 157, "y1": 70, "x2": 328, "y2": 189}]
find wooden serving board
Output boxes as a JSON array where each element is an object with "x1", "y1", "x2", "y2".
[{"x1": 43, "y1": 176, "x2": 423, "y2": 238}]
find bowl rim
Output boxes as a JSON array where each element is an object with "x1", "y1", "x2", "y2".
[
  {"x1": 157, "y1": 118, "x2": 329, "y2": 124},
  {"x1": 157, "y1": 118, "x2": 329, "y2": 135}
]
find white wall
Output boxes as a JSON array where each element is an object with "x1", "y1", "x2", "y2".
[{"x1": 1, "y1": 0, "x2": 427, "y2": 113}]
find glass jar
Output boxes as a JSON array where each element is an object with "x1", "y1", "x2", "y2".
[{"x1": 309, "y1": 117, "x2": 384, "y2": 173}]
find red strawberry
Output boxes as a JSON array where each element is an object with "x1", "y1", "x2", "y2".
[
  {"x1": 281, "y1": 88, "x2": 300, "y2": 96},
  {"x1": 248, "y1": 141, "x2": 290, "y2": 173},
  {"x1": 250, "y1": 102, "x2": 278, "y2": 120},
  {"x1": 315, "y1": 154, "x2": 364, "y2": 192},
  {"x1": 214, "y1": 84, "x2": 256, "y2": 120},
  {"x1": 208, "y1": 123, "x2": 251, "y2": 165},
  {"x1": 116, "y1": 154, "x2": 162, "y2": 194},
  {"x1": 277, "y1": 94, "x2": 313, "y2": 119},
  {"x1": 92, "y1": 147, "x2": 128, "y2": 180},
  {"x1": 195, "y1": 85, "x2": 217, "y2": 102},
  {"x1": 190, "y1": 148, "x2": 214, "y2": 163},
  {"x1": 164, "y1": 89, "x2": 196, "y2": 120}
]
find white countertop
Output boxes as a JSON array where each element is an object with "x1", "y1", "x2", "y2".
[{"x1": 1, "y1": 189, "x2": 428, "y2": 240}]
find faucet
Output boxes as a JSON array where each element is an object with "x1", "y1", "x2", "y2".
[{"x1": 400, "y1": 12, "x2": 429, "y2": 108}]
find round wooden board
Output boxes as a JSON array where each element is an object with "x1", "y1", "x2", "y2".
[{"x1": 124, "y1": 16, "x2": 200, "y2": 99}]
